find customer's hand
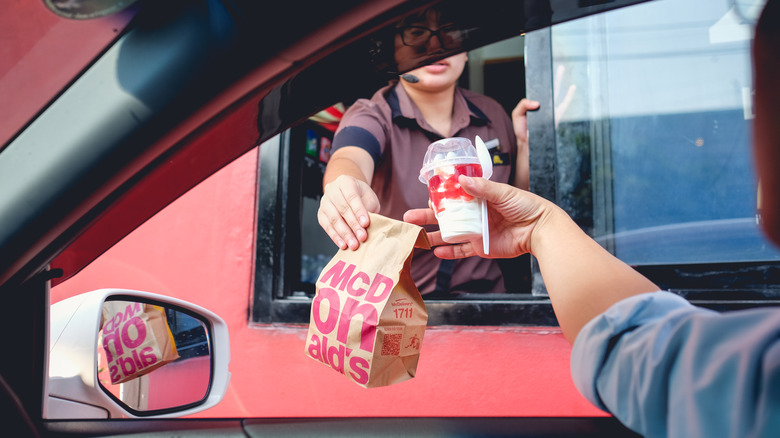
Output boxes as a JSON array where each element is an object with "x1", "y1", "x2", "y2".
[
  {"x1": 408, "y1": 176, "x2": 658, "y2": 345},
  {"x1": 404, "y1": 176, "x2": 552, "y2": 259}
]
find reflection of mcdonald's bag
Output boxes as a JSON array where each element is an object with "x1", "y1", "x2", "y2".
[
  {"x1": 101, "y1": 302, "x2": 180, "y2": 384},
  {"x1": 304, "y1": 213, "x2": 430, "y2": 388}
]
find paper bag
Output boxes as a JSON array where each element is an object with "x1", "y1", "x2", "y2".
[
  {"x1": 101, "y1": 301, "x2": 180, "y2": 384},
  {"x1": 305, "y1": 213, "x2": 431, "y2": 388}
]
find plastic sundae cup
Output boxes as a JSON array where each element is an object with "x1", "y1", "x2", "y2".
[{"x1": 419, "y1": 137, "x2": 485, "y2": 244}]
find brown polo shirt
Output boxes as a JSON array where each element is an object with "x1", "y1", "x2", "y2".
[{"x1": 332, "y1": 82, "x2": 518, "y2": 295}]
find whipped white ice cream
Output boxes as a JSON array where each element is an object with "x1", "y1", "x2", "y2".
[{"x1": 436, "y1": 197, "x2": 483, "y2": 243}]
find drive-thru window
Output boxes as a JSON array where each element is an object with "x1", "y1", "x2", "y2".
[{"x1": 251, "y1": 0, "x2": 780, "y2": 325}]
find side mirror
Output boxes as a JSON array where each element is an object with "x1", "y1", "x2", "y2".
[{"x1": 47, "y1": 289, "x2": 230, "y2": 418}]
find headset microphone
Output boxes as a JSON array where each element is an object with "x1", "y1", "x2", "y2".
[{"x1": 400, "y1": 74, "x2": 420, "y2": 83}]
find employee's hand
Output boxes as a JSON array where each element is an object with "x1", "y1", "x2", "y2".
[
  {"x1": 512, "y1": 98, "x2": 540, "y2": 151},
  {"x1": 318, "y1": 174, "x2": 380, "y2": 250},
  {"x1": 404, "y1": 175, "x2": 551, "y2": 259}
]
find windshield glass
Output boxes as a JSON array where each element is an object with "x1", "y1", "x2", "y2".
[{"x1": 0, "y1": 0, "x2": 137, "y2": 149}]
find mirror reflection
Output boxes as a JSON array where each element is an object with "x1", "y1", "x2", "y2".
[{"x1": 97, "y1": 300, "x2": 211, "y2": 413}]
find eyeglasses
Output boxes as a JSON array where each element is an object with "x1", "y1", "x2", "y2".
[{"x1": 398, "y1": 25, "x2": 463, "y2": 49}]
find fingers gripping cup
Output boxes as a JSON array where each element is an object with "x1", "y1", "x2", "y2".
[{"x1": 419, "y1": 137, "x2": 486, "y2": 243}]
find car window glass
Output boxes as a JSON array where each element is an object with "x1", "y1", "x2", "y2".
[{"x1": 0, "y1": 1, "x2": 137, "y2": 148}]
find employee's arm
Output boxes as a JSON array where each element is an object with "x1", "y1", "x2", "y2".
[
  {"x1": 319, "y1": 147, "x2": 379, "y2": 250},
  {"x1": 510, "y1": 99, "x2": 538, "y2": 190}
]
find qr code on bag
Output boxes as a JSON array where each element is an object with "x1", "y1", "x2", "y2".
[{"x1": 381, "y1": 333, "x2": 403, "y2": 356}]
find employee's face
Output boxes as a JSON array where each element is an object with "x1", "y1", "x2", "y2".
[
  {"x1": 402, "y1": 53, "x2": 467, "y2": 92},
  {"x1": 393, "y1": 8, "x2": 466, "y2": 81}
]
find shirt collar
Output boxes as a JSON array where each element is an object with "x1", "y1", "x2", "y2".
[{"x1": 387, "y1": 82, "x2": 490, "y2": 135}]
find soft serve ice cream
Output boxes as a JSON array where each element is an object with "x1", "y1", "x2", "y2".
[{"x1": 419, "y1": 138, "x2": 485, "y2": 243}]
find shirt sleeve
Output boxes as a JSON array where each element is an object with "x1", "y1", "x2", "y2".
[
  {"x1": 571, "y1": 291, "x2": 780, "y2": 438},
  {"x1": 331, "y1": 99, "x2": 388, "y2": 165}
]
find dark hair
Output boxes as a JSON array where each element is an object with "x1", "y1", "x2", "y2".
[{"x1": 395, "y1": 4, "x2": 472, "y2": 30}]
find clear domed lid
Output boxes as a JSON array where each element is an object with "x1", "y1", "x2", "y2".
[{"x1": 419, "y1": 137, "x2": 480, "y2": 184}]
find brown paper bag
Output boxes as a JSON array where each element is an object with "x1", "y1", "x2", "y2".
[
  {"x1": 101, "y1": 301, "x2": 180, "y2": 384},
  {"x1": 305, "y1": 213, "x2": 431, "y2": 388}
]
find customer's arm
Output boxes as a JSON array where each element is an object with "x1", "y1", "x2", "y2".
[{"x1": 404, "y1": 176, "x2": 658, "y2": 343}]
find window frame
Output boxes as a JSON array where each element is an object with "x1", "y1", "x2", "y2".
[
  {"x1": 251, "y1": 129, "x2": 560, "y2": 326},
  {"x1": 251, "y1": 2, "x2": 780, "y2": 326}
]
